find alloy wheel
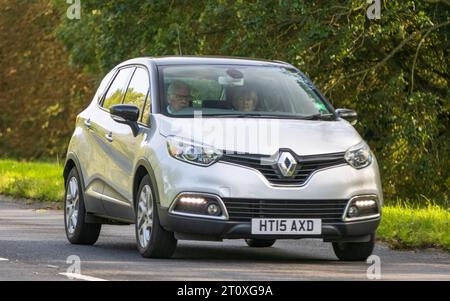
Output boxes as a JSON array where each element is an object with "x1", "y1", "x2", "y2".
[
  {"x1": 65, "y1": 177, "x2": 79, "y2": 235},
  {"x1": 137, "y1": 185, "x2": 153, "y2": 249}
]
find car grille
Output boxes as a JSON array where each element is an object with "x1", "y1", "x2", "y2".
[
  {"x1": 220, "y1": 151, "x2": 347, "y2": 185},
  {"x1": 222, "y1": 198, "x2": 348, "y2": 223}
]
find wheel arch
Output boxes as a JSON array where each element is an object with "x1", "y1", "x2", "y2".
[
  {"x1": 133, "y1": 158, "x2": 161, "y2": 210},
  {"x1": 63, "y1": 153, "x2": 85, "y2": 190}
]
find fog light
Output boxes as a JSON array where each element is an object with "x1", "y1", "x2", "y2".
[
  {"x1": 170, "y1": 193, "x2": 228, "y2": 220},
  {"x1": 355, "y1": 200, "x2": 376, "y2": 208},
  {"x1": 207, "y1": 203, "x2": 220, "y2": 216},
  {"x1": 343, "y1": 195, "x2": 380, "y2": 221},
  {"x1": 347, "y1": 206, "x2": 359, "y2": 218},
  {"x1": 179, "y1": 196, "x2": 206, "y2": 205}
]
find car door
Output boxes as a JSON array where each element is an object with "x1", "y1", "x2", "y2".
[
  {"x1": 76, "y1": 69, "x2": 115, "y2": 215},
  {"x1": 100, "y1": 66, "x2": 151, "y2": 221},
  {"x1": 89, "y1": 66, "x2": 135, "y2": 218}
]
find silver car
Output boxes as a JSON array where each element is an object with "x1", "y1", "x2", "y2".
[{"x1": 63, "y1": 57, "x2": 383, "y2": 261}]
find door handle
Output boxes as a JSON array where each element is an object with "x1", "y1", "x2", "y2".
[
  {"x1": 105, "y1": 132, "x2": 113, "y2": 142},
  {"x1": 84, "y1": 119, "x2": 91, "y2": 129}
]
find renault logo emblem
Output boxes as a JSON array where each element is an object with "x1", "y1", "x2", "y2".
[{"x1": 277, "y1": 152, "x2": 297, "y2": 177}]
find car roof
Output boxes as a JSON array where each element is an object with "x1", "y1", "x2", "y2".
[{"x1": 119, "y1": 56, "x2": 294, "y2": 68}]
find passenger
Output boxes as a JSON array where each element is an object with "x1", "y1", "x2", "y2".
[{"x1": 232, "y1": 87, "x2": 259, "y2": 112}]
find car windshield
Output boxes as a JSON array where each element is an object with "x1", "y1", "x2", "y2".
[{"x1": 159, "y1": 64, "x2": 334, "y2": 119}]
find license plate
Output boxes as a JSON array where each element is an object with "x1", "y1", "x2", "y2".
[{"x1": 251, "y1": 218, "x2": 322, "y2": 235}]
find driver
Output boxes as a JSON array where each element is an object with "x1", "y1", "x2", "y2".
[{"x1": 167, "y1": 80, "x2": 192, "y2": 113}]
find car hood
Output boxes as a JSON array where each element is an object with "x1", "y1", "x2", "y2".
[{"x1": 156, "y1": 115, "x2": 362, "y2": 156}]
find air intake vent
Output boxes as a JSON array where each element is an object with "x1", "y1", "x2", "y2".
[{"x1": 222, "y1": 198, "x2": 348, "y2": 223}]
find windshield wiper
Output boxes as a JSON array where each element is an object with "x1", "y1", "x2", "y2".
[
  {"x1": 202, "y1": 113, "x2": 336, "y2": 120},
  {"x1": 203, "y1": 113, "x2": 291, "y2": 119},
  {"x1": 299, "y1": 113, "x2": 336, "y2": 120}
]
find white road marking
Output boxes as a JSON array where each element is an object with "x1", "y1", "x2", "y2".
[
  {"x1": 59, "y1": 272, "x2": 108, "y2": 281},
  {"x1": 0, "y1": 258, "x2": 9, "y2": 261}
]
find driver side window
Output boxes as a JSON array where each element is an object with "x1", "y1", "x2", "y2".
[
  {"x1": 102, "y1": 68, "x2": 133, "y2": 110},
  {"x1": 123, "y1": 67, "x2": 151, "y2": 125}
]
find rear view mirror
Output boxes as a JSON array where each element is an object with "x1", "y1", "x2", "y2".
[
  {"x1": 218, "y1": 68, "x2": 245, "y2": 86},
  {"x1": 218, "y1": 76, "x2": 244, "y2": 86},
  {"x1": 335, "y1": 108, "x2": 358, "y2": 125},
  {"x1": 110, "y1": 104, "x2": 140, "y2": 136}
]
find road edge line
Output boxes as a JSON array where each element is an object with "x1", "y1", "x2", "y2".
[{"x1": 59, "y1": 272, "x2": 108, "y2": 281}]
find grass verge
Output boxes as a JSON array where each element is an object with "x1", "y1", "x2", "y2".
[
  {"x1": 378, "y1": 203, "x2": 450, "y2": 251},
  {"x1": 0, "y1": 159, "x2": 448, "y2": 251},
  {"x1": 0, "y1": 159, "x2": 63, "y2": 202}
]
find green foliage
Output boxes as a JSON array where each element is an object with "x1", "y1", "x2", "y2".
[
  {"x1": 0, "y1": 159, "x2": 64, "y2": 202},
  {"x1": 0, "y1": 1, "x2": 448, "y2": 205},
  {"x1": 54, "y1": 0, "x2": 449, "y2": 205},
  {"x1": 0, "y1": 0, "x2": 94, "y2": 159},
  {"x1": 378, "y1": 202, "x2": 450, "y2": 250}
]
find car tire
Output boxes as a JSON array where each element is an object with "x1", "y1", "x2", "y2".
[
  {"x1": 135, "y1": 175, "x2": 177, "y2": 258},
  {"x1": 245, "y1": 239, "x2": 276, "y2": 248},
  {"x1": 64, "y1": 168, "x2": 101, "y2": 245},
  {"x1": 332, "y1": 233, "x2": 376, "y2": 261}
]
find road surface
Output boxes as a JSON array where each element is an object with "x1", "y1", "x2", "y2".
[{"x1": 0, "y1": 196, "x2": 449, "y2": 281}]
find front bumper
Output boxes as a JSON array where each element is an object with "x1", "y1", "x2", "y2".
[
  {"x1": 150, "y1": 138, "x2": 383, "y2": 242},
  {"x1": 159, "y1": 207, "x2": 381, "y2": 242},
  {"x1": 152, "y1": 149, "x2": 384, "y2": 208}
]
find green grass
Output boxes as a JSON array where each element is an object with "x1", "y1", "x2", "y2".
[
  {"x1": 378, "y1": 203, "x2": 450, "y2": 251},
  {"x1": 0, "y1": 159, "x2": 448, "y2": 251},
  {"x1": 0, "y1": 159, "x2": 64, "y2": 202}
]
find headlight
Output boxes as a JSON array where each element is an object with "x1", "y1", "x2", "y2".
[
  {"x1": 166, "y1": 136, "x2": 222, "y2": 166},
  {"x1": 345, "y1": 141, "x2": 373, "y2": 169}
]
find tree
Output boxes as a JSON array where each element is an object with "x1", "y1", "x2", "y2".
[
  {"x1": 8, "y1": 0, "x2": 450, "y2": 204},
  {"x1": 0, "y1": 0, "x2": 94, "y2": 159}
]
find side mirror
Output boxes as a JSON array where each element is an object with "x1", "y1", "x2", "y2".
[
  {"x1": 110, "y1": 104, "x2": 140, "y2": 136},
  {"x1": 335, "y1": 108, "x2": 358, "y2": 125}
]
